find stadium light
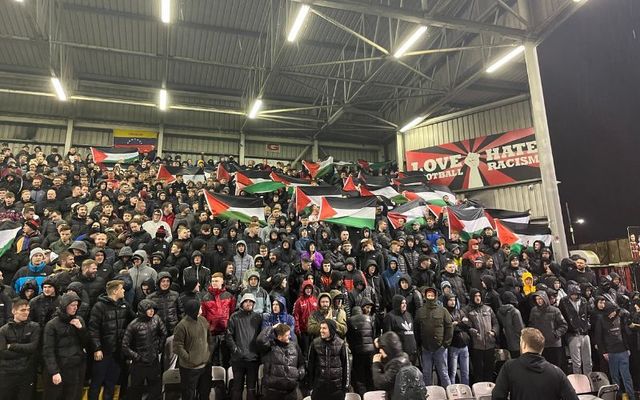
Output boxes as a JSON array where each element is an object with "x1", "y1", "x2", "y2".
[
  {"x1": 576, "y1": 218, "x2": 585, "y2": 224},
  {"x1": 248, "y1": 99, "x2": 263, "y2": 119},
  {"x1": 394, "y1": 26, "x2": 428, "y2": 58},
  {"x1": 159, "y1": 89, "x2": 168, "y2": 111},
  {"x1": 287, "y1": 5, "x2": 310, "y2": 42},
  {"x1": 399, "y1": 116, "x2": 424, "y2": 133},
  {"x1": 161, "y1": 0, "x2": 171, "y2": 23},
  {"x1": 50, "y1": 77, "x2": 67, "y2": 101},
  {"x1": 14, "y1": 0, "x2": 25, "y2": 3},
  {"x1": 486, "y1": 45, "x2": 525, "y2": 73}
]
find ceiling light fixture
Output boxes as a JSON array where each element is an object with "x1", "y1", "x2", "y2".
[
  {"x1": 248, "y1": 99, "x2": 263, "y2": 119},
  {"x1": 50, "y1": 77, "x2": 67, "y2": 101},
  {"x1": 394, "y1": 26, "x2": 428, "y2": 58},
  {"x1": 161, "y1": 0, "x2": 171, "y2": 23},
  {"x1": 159, "y1": 89, "x2": 168, "y2": 111},
  {"x1": 486, "y1": 45, "x2": 525, "y2": 73},
  {"x1": 287, "y1": 5, "x2": 310, "y2": 42},
  {"x1": 399, "y1": 116, "x2": 424, "y2": 133}
]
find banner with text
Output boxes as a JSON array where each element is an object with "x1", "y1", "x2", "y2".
[{"x1": 405, "y1": 127, "x2": 540, "y2": 191}]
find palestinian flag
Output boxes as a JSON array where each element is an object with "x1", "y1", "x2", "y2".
[
  {"x1": 485, "y1": 209, "x2": 530, "y2": 226},
  {"x1": 394, "y1": 175, "x2": 428, "y2": 187},
  {"x1": 446, "y1": 206, "x2": 492, "y2": 239},
  {"x1": 343, "y1": 176, "x2": 359, "y2": 192},
  {"x1": 430, "y1": 185, "x2": 456, "y2": 205},
  {"x1": 270, "y1": 172, "x2": 310, "y2": 187},
  {"x1": 495, "y1": 219, "x2": 553, "y2": 248},
  {"x1": 216, "y1": 163, "x2": 232, "y2": 181},
  {"x1": 319, "y1": 196, "x2": 377, "y2": 229},
  {"x1": 157, "y1": 165, "x2": 206, "y2": 183},
  {"x1": 91, "y1": 147, "x2": 138, "y2": 164},
  {"x1": 302, "y1": 157, "x2": 334, "y2": 179},
  {"x1": 358, "y1": 173, "x2": 391, "y2": 188},
  {"x1": 401, "y1": 185, "x2": 449, "y2": 206},
  {"x1": 357, "y1": 159, "x2": 370, "y2": 170},
  {"x1": 295, "y1": 185, "x2": 342, "y2": 213},
  {"x1": 235, "y1": 170, "x2": 284, "y2": 194},
  {"x1": 203, "y1": 191, "x2": 265, "y2": 224},
  {"x1": 369, "y1": 161, "x2": 393, "y2": 171},
  {"x1": 387, "y1": 199, "x2": 427, "y2": 229},
  {"x1": 0, "y1": 221, "x2": 21, "y2": 258},
  {"x1": 359, "y1": 185, "x2": 407, "y2": 204}
]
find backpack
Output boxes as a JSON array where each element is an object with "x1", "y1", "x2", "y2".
[{"x1": 392, "y1": 365, "x2": 427, "y2": 400}]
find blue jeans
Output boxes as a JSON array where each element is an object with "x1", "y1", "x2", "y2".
[
  {"x1": 448, "y1": 346, "x2": 470, "y2": 385},
  {"x1": 421, "y1": 347, "x2": 451, "y2": 387},
  {"x1": 608, "y1": 351, "x2": 636, "y2": 400}
]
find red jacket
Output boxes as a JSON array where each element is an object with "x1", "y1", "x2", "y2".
[
  {"x1": 201, "y1": 286, "x2": 236, "y2": 335},
  {"x1": 293, "y1": 280, "x2": 318, "y2": 335}
]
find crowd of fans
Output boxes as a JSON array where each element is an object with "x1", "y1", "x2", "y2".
[{"x1": 0, "y1": 143, "x2": 639, "y2": 400}]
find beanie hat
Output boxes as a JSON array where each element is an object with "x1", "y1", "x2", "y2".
[
  {"x1": 26, "y1": 219, "x2": 40, "y2": 231},
  {"x1": 156, "y1": 226, "x2": 167, "y2": 238},
  {"x1": 184, "y1": 299, "x2": 200, "y2": 320},
  {"x1": 29, "y1": 247, "x2": 45, "y2": 260}
]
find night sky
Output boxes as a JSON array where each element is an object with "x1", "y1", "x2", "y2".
[{"x1": 539, "y1": 0, "x2": 640, "y2": 244}]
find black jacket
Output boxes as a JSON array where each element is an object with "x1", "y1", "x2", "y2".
[
  {"x1": 122, "y1": 299, "x2": 168, "y2": 364},
  {"x1": 372, "y1": 353, "x2": 411, "y2": 399},
  {"x1": 29, "y1": 292, "x2": 60, "y2": 327},
  {"x1": 593, "y1": 304, "x2": 628, "y2": 354},
  {"x1": 256, "y1": 325, "x2": 305, "y2": 393},
  {"x1": 0, "y1": 284, "x2": 12, "y2": 327},
  {"x1": 308, "y1": 334, "x2": 349, "y2": 391},
  {"x1": 89, "y1": 294, "x2": 134, "y2": 355},
  {"x1": 42, "y1": 293, "x2": 88, "y2": 376},
  {"x1": 72, "y1": 273, "x2": 106, "y2": 307},
  {"x1": 226, "y1": 308, "x2": 262, "y2": 362},
  {"x1": 464, "y1": 291, "x2": 499, "y2": 351},
  {"x1": 558, "y1": 296, "x2": 590, "y2": 335},
  {"x1": 528, "y1": 291, "x2": 567, "y2": 348},
  {"x1": 492, "y1": 353, "x2": 578, "y2": 400},
  {"x1": 346, "y1": 306, "x2": 376, "y2": 355},
  {"x1": 146, "y1": 272, "x2": 183, "y2": 335},
  {"x1": 496, "y1": 304, "x2": 525, "y2": 352},
  {"x1": 0, "y1": 319, "x2": 40, "y2": 374},
  {"x1": 383, "y1": 295, "x2": 417, "y2": 357}
]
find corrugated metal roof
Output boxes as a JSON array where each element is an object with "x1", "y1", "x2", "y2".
[{"x1": 0, "y1": 0, "x2": 579, "y2": 143}]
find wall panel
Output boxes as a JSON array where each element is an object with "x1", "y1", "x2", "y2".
[
  {"x1": 73, "y1": 128, "x2": 112, "y2": 148},
  {"x1": 245, "y1": 141, "x2": 307, "y2": 161},
  {"x1": 320, "y1": 145, "x2": 379, "y2": 163}
]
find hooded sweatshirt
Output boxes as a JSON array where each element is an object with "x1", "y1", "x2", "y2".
[
  {"x1": 293, "y1": 280, "x2": 318, "y2": 335},
  {"x1": 261, "y1": 295, "x2": 295, "y2": 340},
  {"x1": 528, "y1": 291, "x2": 568, "y2": 348},
  {"x1": 237, "y1": 271, "x2": 269, "y2": 314},
  {"x1": 233, "y1": 240, "x2": 254, "y2": 280},
  {"x1": 129, "y1": 250, "x2": 158, "y2": 290},
  {"x1": 122, "y1": 299, "x2": 168, "y2": 364},
  {"x1": 521, "y1": 271, "x2": 536, "y2": 296},
  {"x1": 382, "y1": 294, "x2": 417, "y2": 356}
]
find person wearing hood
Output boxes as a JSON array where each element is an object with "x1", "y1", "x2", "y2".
[
  {"x1": 558, "y1": 284, "x2": 592, "y2": 374},
  {"x1": 347, "y1": 273, "x2": 374, "y2": 318},
  {"x1": 411, "y1": 255, "x2": 437, "y2": 289},
  {"x1": 316, "y1": 259, "x2": 333, "y2": 292},
  {"x1": 147, "y1": 271, "x2": 182, "y2": 336},
  {"x1": 262, "y1": 295, "x2": 295, "y2": 341},
  {"x1": 383, "y1": 294, "x2": 418, "y2": 363},
  {"x1": 464, "y1": 288, "x2": 499, "y2": 383},
  {"x1": 308, "y1": 319, "x2": 349, "y2": 400},
  {"x1": 462, "y1": 238, "x2": 485, "y2": 268},
  {"x1": 222, "y1": 261, "x2": 241, "y2": 296},
  {"x1": 347, "y1": 302, "x2": 376, "y2": 396},
  {"x1": 269, "y1": 273, "x2": 290, "y2": 309},
  {"x1": 492, "y1": 327, "x2": 578, "y2": 400},
  {"x1": 301, "y1": 240, "x2": 324, "y2": 271},
  {"x1": 237, "y1": 271, "x2": 270, "y2": 315},
  {"x1": 41, "y1": 292, "x2": 88, "y2": 400},
  {"x1": 112, "y1": 246, "x2": 134, "y2": 274},
  {"x1": 65, "y1": 281, "x2": 91, "y2": 321},
  {"x1": 122, "y1": 299, "x2": 167, "y2": 400},
  {"x1": 0, "y1": 299, "x2": 41, "y2": 400},
  {"x1": 497, "y1": 291, "x2": 525, "y2": 359},
  {"x1": 128, "y1": 250, "x2": 157, "y2": 293},
  {"x1": 397, "y1": 274, "x2": 423, "y2": 319},
  {"x1": 233, "y1": 240, "x2": 254, "y2": 281},
  {"x1": 307, "y1": 292, "x2": 347, "y2": 339},
  {"x1": 382, "y1": 256, "x2": 402, "y2": 299},
  {"x1": 593, "y1": 300, "x2": 636, "y2": 400},
  {"x1": 293, "y1": 279, "x2": 318, "y2": 356},
  {"x1": 481, "y1": 275, "x2": 502, "y2": 314},
  {"x1": 264, "y1": 250, "x2": 291, "y2": 291},
  {"x1": 173, "y1": 299, "x2": 213, "y2": 400},
  {"x1": 88, "y1": 279, "x2": 135, "y2": 400},
  {"x1": 19, "y1": 279, "x2": 38, "y2": 300},
  {"x1": 93, "y1": 248, "x2": 115, "y2": 282},
  {"x1": 521, "y1": 270, "x2": 536, "y2": 296},
  {"x1": 444, "y1": 293, "x2": 471, "y2": 385},
  {"x1": 528, "y1": 290, "x2": 568, "y2": 369},
  {"x1": 466, "y1": 256, "x2": 488, "y2": 294},
  {"x1": 28, "y1": 277, "x2": 60, "y2": 327},
  {"x1": 226, "y1": 292, "x2": 263, "y2": 400},
  {"x1": 12, "y1": 247, "x2": 53, "y2": 294},
  {"x1": 372, "y1": 331, "x2": 413, "y2": 399},
  {"x1": 182, "y1": 250, "x2": 211, "y2": 292},
  {"x1": 415, "y1": 286, "x2": 453, "y2": 387},
  {"x1": 278, "y1": 237, "x2": 298, "y2": 266}
]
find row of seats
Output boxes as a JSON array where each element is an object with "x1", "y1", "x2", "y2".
[
  {"x1": 567, "y1": 373, "x2": 618, "y2": 400},
  {"x1": 162, "y1": 365, "x2": 265, "y2": 399}
]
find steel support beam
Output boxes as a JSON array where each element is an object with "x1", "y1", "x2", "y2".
[
  {"x1": 157, "y1": 124, "x2": 165, "y2": 158},
  {"x1": 291, "y1": 0, "x2": 530, "y2": 40},
  {"x1": 239, "y1": 132, "x2": 246, "y2": 165},
  {"x1": 395, "y1": 131, "x2": 405, "y2": 171},
  {"x1": 524, "y1": 42, "x2": 568, "y2": 258},
  {"x1": 64, "y1": 119, "x2": 74, "y2": 155},
  {"x1": 312, "y1": 139, "x2": 319, "y2": 161}
]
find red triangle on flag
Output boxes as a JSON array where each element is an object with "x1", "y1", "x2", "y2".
[
  {"x1": 302, "y1": 160, "x2": 319, "y2": 178},
  {"x1": 446, "y1": 207, "x2": 465, "y2": 239},
  {"x1": 358, "y1": 185, "x2": 374, "y2": 197},
  {"x1": 495, "y1": 219, "x2": 520, "y2": 245},
  {"x1": 91, "y1": 148, "x2": 107, "y2": 164},
  {"x1": 318, "y1": 197, "x2": 337, "y2": 220},
  {"x1": 295, "y1": 187, "x2": 312, "y2": 213},
  {"x1": 427, "y1": 204, "x2": 443, "y2": 217},
  {"x1": 403, "y1": 191, "x2": 419, "y2": 201},
  {"x1": 343, "y1": 176, "x2": 358, "y2": 191},
  {"x1": 357, "y1": 159, "x2": 370, "y2": 170},
  {"x1": 216, "y1": 163, "x2": 231, "y2": 181},
  {"x1": 156, "y1": 165, "x2": 176, "y2": 183},
  {"x1": 387, "y1": 212, "x2": 405, "y2": 230},
  {"x1": 203, "y1": 191, "x2": 230, "y2": 216}
]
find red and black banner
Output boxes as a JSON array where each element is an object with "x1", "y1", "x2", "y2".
[{"x1": 405, "y1": 127, "x2": 540, "y2": 191}]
